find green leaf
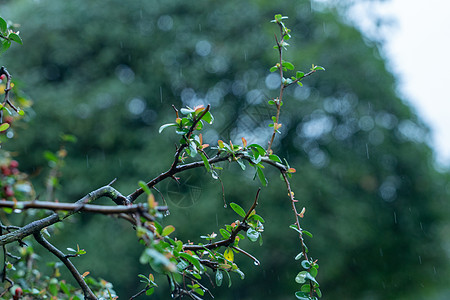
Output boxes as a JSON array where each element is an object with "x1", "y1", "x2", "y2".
[
  {"x1": 0, "y1": 123, "x2": 10, "y2": 131},
  {"x1": 201, "y1": 111, "x2": 214, "y2": 124},
  {"x1": 60, "y1": 281, "x2": 70, "y2": 296},
  {"x1": 246, "y1": 228, "x2": 260, "y2": 242},
  {"x1": 219, "y1": 228, "x2": 231, "y2": 239},
  {"x1": 268, "y1": 100, "x2": 275, "y2": 105},
  {"x1": 269, "y1": 66, "x2": 278, "y2": 72},
  {"x1": 295, "y1": 252, "x2": 303, "y2": 260},
  {"x1": 44, "y1": 151, "x2": 59, "y2": 163},
  {"x1": 0, "y1": 17, "x2": 7, "y2": 34},
  {"x1": 180, "y1": 108, "x2": 195, "y2": 115},
  {"x1": 179, "y1": 252, "x2": 202, "y2": 271},
  {"x1": 1, "y1": 40, "x2": 11, "y2": 53},
  {"x1": 300, "y1": 284, "x2": 311, "y2": 293},
  {"x1": 268, "y1": 154, "x2": 282, "y2": 163},
  {"x1": 215, "y1": 270, "x2": 223, "y2": 287},
  {"x1": 162, "y1": 225, "x2": 175, "y2": 237},
  {"x1": 153, "y1": 220, "x2": 163, "y2": 235},
  {"x1": 236, "y1": 159, "x2": 246, "y2": 170},
  {"x1": 146, "y1": 288, "x2": 155, "y2": 296},
  {"x1": 295, "y1": 291, "x2": 310, "y2": 300},
  {"x1": 248, "y1": 213, "x2": 265, "y2": 223},
  {"x1": 199, "y1": 151, "x2": 211, "y2": 172},
  {"x1": 282, "y1": 61, "x2": 295, "y2": 70},
  {"x1": 9, "y1": 33, "x2": 23, "y2": 45},
  {"x1": 138, "y1": 181, "x2": 152, "y2": 195},
  {"x1": 289, "y1": 224, "x2": 301, "y2": 234},
  {"x1": 230, "y1": 202, "x2": 246, "y2": 218},
  {"x1": 314, "y1": 65, "x2": 325, "y2": 71},
  {"x1": 225, "y1": 270, "x2": 232, "y2": 287},
  {"x1": 248, "y1": 144, "x2": 266, "y2": 156},
  {"x1": 302, "y1": 230, "x2": 313, "y2": 238},
  {"x1": 295, "y1": 271, "x2": 308, "y2": 284},
  {"x1": 310, "y1": 266, "x2": 318, "y2": 278},
  {"x1": 158, "y1": 123, "x2": 177, "y2": 133},
  {"x1": 256, "y1": 166, "x2": 267, "y2": 187},
  {"x1": 316, "y1": 288, "x2": 322, "y2": 298},
  {"x1": 296, "y1": 71, "x2": 305, "y2": 78},
  {"x1": 188, "y1": 140, "x2": 198, "y2": 157},
  {"x1": 301, "y1": 260, "x2": 311, "y2": 269}
]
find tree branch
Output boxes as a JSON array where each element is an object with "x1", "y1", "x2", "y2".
[
  {"x1": 0, "y1": 185, "x2": 129, "y2": 246},
  {"x1": 33, "y1": 231, "x2": 97, "y2": 300}
]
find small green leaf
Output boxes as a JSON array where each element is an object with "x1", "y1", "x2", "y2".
[
  {"x1": 295, "y1": 271, "x2": 308, "y2": 284},
  {"x1": 268, "y1": 154, "x2": 282, "y2": 163},
  {"x1": 310, "y1": 266, "x2": 318, "y2": 278},
  {"x1": 179, "y1": 252, "x2": 202, "y2": 271},
  {"x1": 199, "y1": 152, "x2": 211, "y2": 172},
  {"x1": 44, "y1": 151, "x2": 59, "y2": 163},
  {"x1": 9, "y1": 33, "x2": 23, "y2": 45},
  {"x1": 162, "y1": 225, "x2": 175, "y2": 237},
  {"x1": 269, "y1": 66, "x2": 278, "y2": 72},
  {"x1": 1, "y1": 40, "x2": 11, "y2": 53},
  {"x1": 158, "y1": 123, "x2": 177, "y2": 133},
  {"x1": 138, "y1": 181, "x2": 152, "y2": 195},
  {"x1": 246, "y1": 228, "x2": 260, "y2": 242},
  {"x1": 289, "y1": 224, "x2": 302, "y2": 234},
  {"x1": 302, "y1": 230, "x2": 313, "y2": 238},
  {"x1": 301, "y1": 260, "x2": 311, "y2": 269},
  {"x1": 316, "y1": 288, "x2": 323, "y2": 298},
  {"x1": 215, "y1": 270, "x2": 223, "y2": 287},
  {"x1": 236, "y1": 159, "x2": 246, "y2": 170},
  {"x1": 180, "y1": 108, "x2": 195, "y2": 115},
  {"x1": 0, "y1": 18, "x2": 7, "y2": 34},
  {"x1": 201, "y1": 111, "x2": 214, "y2": 124},
  {"x1": 282, "y1": 61, "x2": 295, "y2": 70},
  {"x1": 248, "y1": 144, "x2": 266, "y2": 156},
  {"x1": 219, "y1": 228, "x2": 231, "y2": 239},
  {"x1": 300, "y1": 284, "x2": 311, "y2": 293},
  {"x1": 256, "y1": 166, "x2": 267, "y2": 187},
  {"x1": 296, "y1": 71, "x2": 305, "y2": 78},
  {"x1": 248, "y1": 214, "x2": 265, "y2": 223},
  {"x1": 295, "y1": 291, "x2": 310, "y2": 300},
  {"x1": 146, "y1": 288, "x2": 155, "y2": 296},
  {"x1": 314, "y1": 65, "x2": 325, "y2": 71},
  {"x1": 60, "y1": 281, "x2": 70, "y2": 296},
  {"x1": 230, "y1": 202, "x2": 246, "y2": 218},
  {"x1": 295, "y1": 252, "x2": 303, "y2": 260},
  {"x1": 153, "y1": 220, "x2": 163, "y2": 235},
  {"x1": 0, "y1": 123, "x2": 10, "y2": 131},
  {"x1": 268, "y1": 100, "x2": 275, "y2": 105}
]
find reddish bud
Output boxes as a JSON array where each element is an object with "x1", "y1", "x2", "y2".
[
  {"x1": 10, "y1": 160, "x2": 19, "y2": 168},
  {"x1": 4, "y1": 186, "x2": 14, "y2": 198},
  {"x1": 12, "y1": 286, "x2": 23, "y2": 300},
  {"x1": 0, "y1": 74, "x2": 5, "y2": 81},
  {"x1": 1, "y1": 165, "x2": 11, "y2": 176}
]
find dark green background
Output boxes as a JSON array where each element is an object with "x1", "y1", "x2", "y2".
[{"x1": 1, "y1": 0, "x2": 449, "y2": 299}]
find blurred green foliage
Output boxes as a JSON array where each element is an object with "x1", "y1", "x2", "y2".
[{"x1": 1, "y1": 0, "x2": 449, "y2": 299}]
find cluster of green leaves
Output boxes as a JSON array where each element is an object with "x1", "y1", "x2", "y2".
[
  {"x1": 1, "y1": 245, "x2": 118, "y2": 299},
  {"x1": 0, "y1": 17, "x2": 22, "y2": 54},
  {"x1": 135, "y1": 186, "x2": 266, "y2": 298}
]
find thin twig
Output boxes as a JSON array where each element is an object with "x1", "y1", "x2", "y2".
[
  {"x1": 231, "y1": 246, "x2": 260, "y2": 266},
  {"x1": 33, "y1": 231, "x2": 97, "y2": 300}
]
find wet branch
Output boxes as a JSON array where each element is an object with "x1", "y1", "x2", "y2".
[{"x1": 33, "y1": 231, "x2": 97, "y2": 300}]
